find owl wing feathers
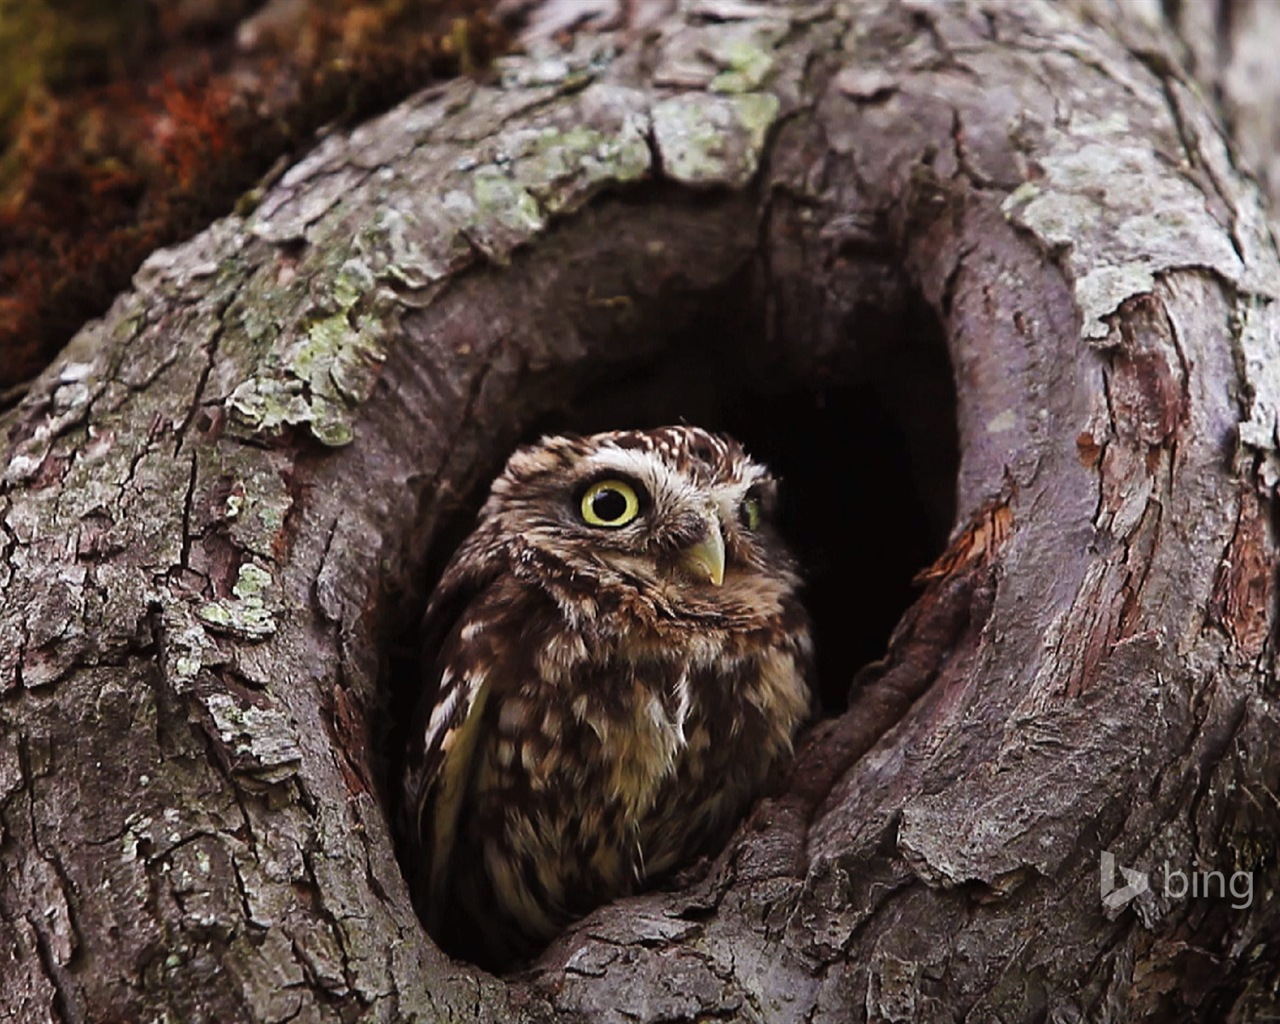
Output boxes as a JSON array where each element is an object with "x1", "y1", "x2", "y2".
[
  {"x1": 403, "y1": 530, "x2": 506, "y2": 932},
  {"x1": 416, "y1": 523, "x2": 503, "y2": 664},
  {"x1": 418, "y1": 660, "x2": 491, "y2": 937}
]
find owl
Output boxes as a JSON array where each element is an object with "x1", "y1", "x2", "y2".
[{"x1": 402, "y1": 426, "x2": 813, "y2": 968}]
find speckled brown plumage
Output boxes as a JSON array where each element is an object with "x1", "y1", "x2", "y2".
[{"x1": 402, "y1": 426, "x2": 813, "y2": 968}]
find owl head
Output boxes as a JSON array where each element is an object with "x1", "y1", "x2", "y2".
[{"x1": 437, "y1": 426, "x2": 800, "y2": 623}]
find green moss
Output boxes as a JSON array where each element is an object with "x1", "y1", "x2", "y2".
[
  {"x1": 734, "y1": 92, "x2": 781, "y2": 153},
  {"x1": 710, "y1": 38, "x2": 775, "y2": 94},
  {"x1": 226, "y1": 377, "x2": 312, "y2": 437},
  {"x1": 197, "y1": 562, "x2": 278, "y2": 640},
  {"x1": 472, "y1": 168, "x2": 546, "y2": 236},
  {"x1": 515, "y1": 122, "x2": 651, "y2": 213},
  {"x1": 652, "y1": 92, "x2": 780, "y2": 187},
  {"x1": 227, "y1": 255, "x2": 389, "y2": 447}
]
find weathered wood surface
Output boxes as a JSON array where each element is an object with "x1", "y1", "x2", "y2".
[
  {"x1": 1152, "y1": 0, "x2": 1280, "y2": 213},
  {"x1": 1, "y1": 2, "x2": 1277, "y2": 1021}
]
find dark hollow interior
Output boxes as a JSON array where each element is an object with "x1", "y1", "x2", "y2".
[
  {"x1": 519, "y1": 277, "x2": 960, "y2": 712},
  {"x1": 381, "y1": 255, "x2": 959, "y2": 966}
]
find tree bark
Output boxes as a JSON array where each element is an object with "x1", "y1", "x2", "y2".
[
  {"x1": 1152, "y1": 0, "x2": 1280, "y2": 214},
  {"x1": 2, "y1": 2, "x2": 1278, "y2": 1022}
]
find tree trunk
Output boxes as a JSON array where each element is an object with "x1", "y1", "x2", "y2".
[
  {"x1": 1159, "y1": 0, "x2": 1280, "y2": 213},
  {"x1": 2, "y1": 2, "x2": 1277, "y2": 1022}
]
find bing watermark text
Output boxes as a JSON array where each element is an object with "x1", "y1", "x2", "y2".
[{"x1": 1101, "y1": 851, "x2": 1253, "y2": 910}]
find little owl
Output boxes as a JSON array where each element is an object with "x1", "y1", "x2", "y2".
[{"x1": 402, "y1": 426, "x2": 813, "y2": 968}]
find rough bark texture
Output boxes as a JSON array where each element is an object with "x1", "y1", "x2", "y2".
[
  {"x1": 2, "y1": 2, "x2": 1278, "y2": 1022},
  {"x1": 1155, "y1": 0, "x2": 1280, "y2": 213}
]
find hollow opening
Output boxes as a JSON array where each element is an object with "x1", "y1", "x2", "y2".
[
  {"x1": 381, "y1": 251, "x2": 959, "y2": 969},
  {"x1": 515, "y1": 273, "x2": 959, "y2": 712}
]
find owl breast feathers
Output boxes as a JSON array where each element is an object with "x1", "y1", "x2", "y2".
[{"x1": 402, "y1": 426, "x2": 813, "y2": 967}]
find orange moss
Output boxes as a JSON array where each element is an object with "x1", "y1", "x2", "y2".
[{"x1": 0, "y1": 0, "x2": 507, "y2": 397}]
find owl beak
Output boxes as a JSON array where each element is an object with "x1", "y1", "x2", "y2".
[{"x1": 680, "y1": 516, "x2": 726, "y2": 586}]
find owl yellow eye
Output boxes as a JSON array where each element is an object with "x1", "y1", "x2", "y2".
[
  {"x1": 739, "y1": 496, "x2": 762, "y2": 531},
  {"x1": 580, "y1": 480, "x2": 641, "y2": 527}
]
